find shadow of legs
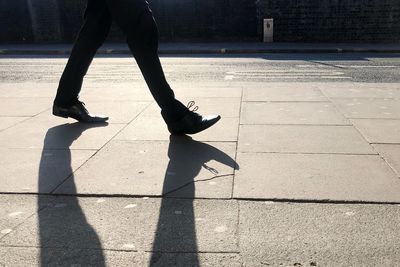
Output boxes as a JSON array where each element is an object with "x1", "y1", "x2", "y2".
[
  {"x1": 150, "y1": 135, "x2": 238, "y2": 266},
  {"x1": 38, "y1": 123, "x2": 107, "y2": 266}
]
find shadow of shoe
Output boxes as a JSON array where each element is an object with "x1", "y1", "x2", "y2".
[{"x1": 150, "y1": 135, "x2": 239, "y2": 266}]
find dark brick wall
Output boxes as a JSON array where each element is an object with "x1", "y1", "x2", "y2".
[
  {"x1": 150, "y1": 0, "x2": 257, "y2": 41},
  {"x1": 0, "y1": 0, "x2": 34, "y2": 42},
  {"x1": 0, "y1": 0, "x2": 399, "y2": 43},
  {"x1": 0, "y1": 0, "x2": 257, "y2": 43},
  {"x1": 256, "y1": 0, "x2": 400, "y2": 42}
]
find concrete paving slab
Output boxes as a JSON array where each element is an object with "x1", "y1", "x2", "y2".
[
  {"x1": 0, "y1": 148, "x2": 96, "y2": 193},
  {"x1": 352, "y1": 119, "x2": 400, "y2": 144},
  {"x1": 332, "y1": 98, "x2": 400, "y2": 119},
  {"x1": 243, "y1": 83, "x2": 327, "y2": 102},
  {"x1": 373, "y1": 144, "x2": 400, "y2": 176},
  {"x1": 165, "y1": 175, "x2": 234, "y2": 199},
  {"x1": 0, "y1": 195, "x2": 54, "y2": 239},
  {"x1": 0, "y1": 97, "x2": 51, "y2": 116},
  {"x1": 0, "y1": 118, "x2": 124, "y2": 149},
  {"x1": 241, "y1": 102, "x2": 349, "y2": 125},
  {"x1": 115, "y1": 116, "x2": 239, "y2": 142},
  {"x1": 77, "y1": 100, "x2": 150, "y2": 123},
  {"x1": 0, "y1": 247, "x2": 240, "y2": 267},
  {"x1": 319, "y1": 82, "x2": 400, "y2": 99},
  {"x1": 55, "y1": 139, "x2": 237, "y2": 197},
  {"x1": 0, "y1": 117, "x2": 29, "y2": 132},
  {"x1": 238, "y1": 125, "x2": 375, "y2": 154},
  {"x1": 173, "y1": 86, "x2": 242, "y2": 98},
  {"x1": 144, "y1": 252, "x2": 241, "y2": 267},
  {"x1": 0, "y1": 247, "x2": 146, "y2": 267},
  {"x1": 234, "y1": 153, "x2": 400, "y2": 202},
  {"x1": 239, "y1": 201, "x2": 400, "y2": 267},
  {"x1": 0, "y1": 197, "x2": 239, "y2": 253},
  {"x1": 80, "y1": 82, "x2": 153, "y2": 102},
  {"x1": 142, "y1": 98, "x2": 241, "y2": 118},
  {"x1": 80, "y1": 82, "x2": 241, "y2": 102},
  {"x1": 0, "y1": 83, "x2": 56, "y2": 98}
]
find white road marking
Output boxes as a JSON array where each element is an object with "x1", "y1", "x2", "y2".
[{"x1": 225, "y1": 70, "x2": 350, "y2": 80}]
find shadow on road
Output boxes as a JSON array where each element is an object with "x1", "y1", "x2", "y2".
[
  {"x1": 150, "y1": 135, "x2": 238, "y2": 266},
  {"x1": 38, "y1": 122, "x2": 107, "y2": 266}
]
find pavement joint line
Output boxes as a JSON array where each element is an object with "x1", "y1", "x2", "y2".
[
  {"x1": 369, "y1": 144, "x2": 400, "y2": 178},
  {"x1": 239, "y1": 124, "x2": 356, "y2": 127},
  {"x1": 371, "y1": 142, "x2": 400, "y2": 145},
  {"x1": 317, "y1": 82, "x2": 400, "y2": 178},
  {"x1": 231, "y1": 86, "x2": 244, "y2": 199},
  {"x1": 239, "y1": 123, "x2": 352, "y2": 126},
  {"x1": 241, "y1": 100, "x2": 331, "y2": 103},
  {"x1": 0, "y1": 116, "x2": 33, "y2": 134},
  {"x1": 164, "y1": 174, "x2": 234, "y2": 196},
  {"x1": 142, "y1": 250, "x2": 241, "y2": 254},
  {"x1": 236, "y1": 151, "x2": 379, "y2": 156},
  {"x1": 350, "y1": 118, "x2": 400, "y2": 120},
  {"x1": 49, "y1": 101, "x2": 154, "y2": 194},
  {"x1": 0, "y1": 116, "x2": 34, "y2": 119},
  {"x1": 2, "y1": 192, "x2": 400, "y2": 206},
  {"x1": 113, "y1": 140, "x2": 238, "y2": 143},
  {"x1": 31, "y1": 107, "x2": 52, "y2": 119},
  {"x1": 0, "y1": 192, "x2": 236, "y2": 201},
  {"x1": 234, "y1": 197, "x2": 400, "y2": 205},
  {"x1": 7, "y1": 189, "x2": 400, "y2": 207},
  {"x1": 348, "y1": 117, "x2": 400, "y2": 120},
  {"x1": 0, "y1": 148, "x2": 98, "y2": 151},
  {"x1": 331, "y1": 97, "x2": 400, "y2": 100},
  {"x1": 0, "y1": 245, "x2": 139, "y2": 253}
]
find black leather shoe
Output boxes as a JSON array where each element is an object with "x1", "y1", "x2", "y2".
[
  {"x1": 167, "y1": 101, "x2": 221, "y2": 135},
  {"x1": 53, "y1": 101, "x2": 108, "y2": 123}
]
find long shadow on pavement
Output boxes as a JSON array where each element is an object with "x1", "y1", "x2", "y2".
[
  {"x1": 150, "y1": 135, "x2": 238, "y2": 266},
  {"x1": 38, "y1": 122, "x2": 107, "y2": 266}
]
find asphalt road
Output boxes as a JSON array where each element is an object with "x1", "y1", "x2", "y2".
[{"x1": 0, "y1": 53, "x2": 400, "y2": 84}]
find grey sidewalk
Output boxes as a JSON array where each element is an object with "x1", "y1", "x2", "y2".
[
  {"x1": 1, "y1": 42, "x2": 400, "y2": 55},
  {"x1": 1, "y1": 54, "x2": 400, "y2": 266},
  {"x1": 1, "y1": 81, "x2": 400, "y2": 266}
]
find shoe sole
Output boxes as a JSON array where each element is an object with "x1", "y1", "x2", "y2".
[
  {"x1": 53, "y1": 109, "x2": 108, "y2": 123},
  {"x1": 171, "y1": 115, "x2": 221, "y2": 135}
]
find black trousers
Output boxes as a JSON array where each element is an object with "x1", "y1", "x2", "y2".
[{"x1": 54, "y1": 0, "x2": 187, "y2": 123}]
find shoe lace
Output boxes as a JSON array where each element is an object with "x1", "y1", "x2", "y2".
[
  {"x1": 187, "y1": 101, "x2": 199, "y2": 112},
  {"x1": 77, "y1": 100, "x2": 89, "y2": 113}
]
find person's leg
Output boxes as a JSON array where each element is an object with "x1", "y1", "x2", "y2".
[
  {"x1": 54, "y1": 0, "x2": 112, "y2": 107},
  {"x1": 105, "y1": 0, "x2": 187, "y2": 123}
]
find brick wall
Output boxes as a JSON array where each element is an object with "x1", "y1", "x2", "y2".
[
  {"x1": 0, "y1": 0, "x2": 399, "y2": 43},
  {"x1": 0, "y1": 0, "x2": 257, "y2": 43},
  {"x1": 256, "y1": 0, "x2": 400, "y2": 42}
]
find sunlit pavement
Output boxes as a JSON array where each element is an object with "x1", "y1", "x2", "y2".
[{"x1": 1, "y1": 53, "x2": 400, "y2": 266}]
